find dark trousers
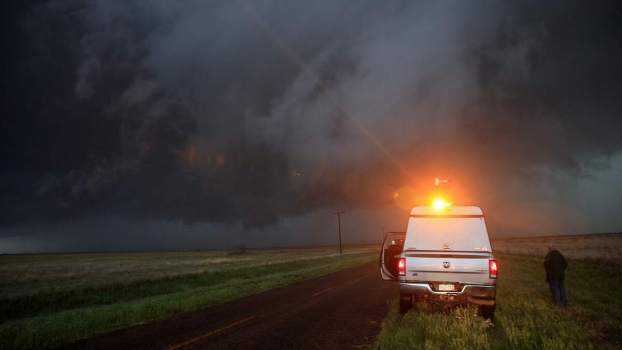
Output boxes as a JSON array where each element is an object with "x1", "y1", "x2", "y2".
[{"x1": 548, "y1": 279, "x2": 567, "y2": 305}]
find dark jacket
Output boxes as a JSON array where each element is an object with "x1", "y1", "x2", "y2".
[{"x1": 544, "y1": 249, "x2": 567, "y2": 282}]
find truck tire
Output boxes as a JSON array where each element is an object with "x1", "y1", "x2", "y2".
[
  {"x1": 399, "y1": 294, "x2": 412, "y2": 314},
  {"x1": 479, "y1": 305, "x2": 495, "y2": 320}
]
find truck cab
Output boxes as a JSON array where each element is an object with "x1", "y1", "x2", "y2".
[{"x1": 380, "y1": 205, "x2": 497, "y2": 318}]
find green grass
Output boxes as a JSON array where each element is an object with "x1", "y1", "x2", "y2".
[
  {"x1": 0, "y1": 247, "x2": 376, "y2": 350},
  {"x1": 0, "y1": 248, "x2": 372, "y2": 298},
  {"x1": 375, "y1": 254, "x2": 622, "y2": 350}
]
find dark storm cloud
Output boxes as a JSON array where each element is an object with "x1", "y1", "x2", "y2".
[{"x1": 1, "y1": 0, "x2": 622, "y2": 239}]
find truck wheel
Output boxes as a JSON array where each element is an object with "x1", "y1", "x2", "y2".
[
  {"x1": 479, "y1": 305, "x2": 495, "y2": 320},
  {"x1": 399, "y1": 294, "x2": 412, "y2": 314}
]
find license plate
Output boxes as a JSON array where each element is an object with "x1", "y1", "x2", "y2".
[{"x1": 438, "y1": 283, "x2": 456, "y2": 291}]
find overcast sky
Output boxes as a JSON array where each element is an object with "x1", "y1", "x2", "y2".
[{"x1": 1, "y1": 1, "x2": 622, "y2": 253}]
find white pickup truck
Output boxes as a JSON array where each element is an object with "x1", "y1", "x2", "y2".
[{"x1": 380, "y1": 205, "x2": 497, "y2": 318}]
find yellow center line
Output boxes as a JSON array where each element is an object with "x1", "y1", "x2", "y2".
[
  {"x1": 311, "y1": 274, "x2": 367, "y2": 298},
  {"x1": 349, "y1": 275, "x2": 367, "y2": 285},
  {"x1": 166, "y1": 315, "x2": 256, "y2": 350},
  {"x1": 311, "y1": 287, "x2": 333, "y2": 297}
]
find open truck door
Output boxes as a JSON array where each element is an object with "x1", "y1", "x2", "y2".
[{"x1": 379, "y1": 232, "x2": 405, "y2": 281}]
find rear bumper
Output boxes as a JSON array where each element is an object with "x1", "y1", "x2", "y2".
[{"x1": 400, "y1": 283, "x2": 496, "y2": 306}]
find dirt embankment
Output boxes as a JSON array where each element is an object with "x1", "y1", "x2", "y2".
[{"x1": 492, "y1": 233, "x2": 622, "y2": 261}]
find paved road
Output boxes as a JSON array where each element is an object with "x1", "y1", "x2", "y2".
[{"x1": 65, "y1": 262, "x2": 396, "y2": 350}]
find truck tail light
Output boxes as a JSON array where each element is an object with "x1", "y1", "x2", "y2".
[
  {"x1": 398, "y1": 258, "x2": 406, "y2": 276},
  {"x1": 489, "y1": 259, "x2": 498, "y2": 279}
]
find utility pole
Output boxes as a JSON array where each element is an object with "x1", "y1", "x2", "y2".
[{"x1": 334, "y1": 210, "x2": 345, "y2": 254}]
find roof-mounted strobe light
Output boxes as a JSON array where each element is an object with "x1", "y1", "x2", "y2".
[
  {"x1": 432, "y1": 198, "x2": 451, "y2": 211},
  {"x1": 432, "y1": 177, "x2": 452, "y2": 211}
]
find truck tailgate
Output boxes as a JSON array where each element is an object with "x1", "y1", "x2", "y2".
[{"x1": 403, "y1": 252, "x2": 492, "y2": 285}]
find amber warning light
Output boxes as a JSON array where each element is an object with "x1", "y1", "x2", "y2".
[
  {"x1": 431, "y1": 177, "x2": 452, "y2": 212},
  {"x1": 432, "y1": 198, "x2": 452, "y2": 211}
]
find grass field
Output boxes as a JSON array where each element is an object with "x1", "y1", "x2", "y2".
[
  {"x1": 0, "y1": 246, "x2": 377, "y2": 350},
  {"x1": 492, "y1": 233, "x2": 622, "y2": 261},
  {"x1": 375, "y1": 253, "x2": 622, "y2": 350}
]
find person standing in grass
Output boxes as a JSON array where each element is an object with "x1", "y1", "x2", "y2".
[{"x1": 544, "y1": 244, "x2": 568, "y2": 306}]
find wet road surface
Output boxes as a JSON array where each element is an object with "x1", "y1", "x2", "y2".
[{"x1": 64, "y1": 261, "x2": 395, "y2": 350}]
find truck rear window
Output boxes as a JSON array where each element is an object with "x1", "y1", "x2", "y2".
[{"x1": 403, "y1": 217, "x2": 492, "y2": 252}]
